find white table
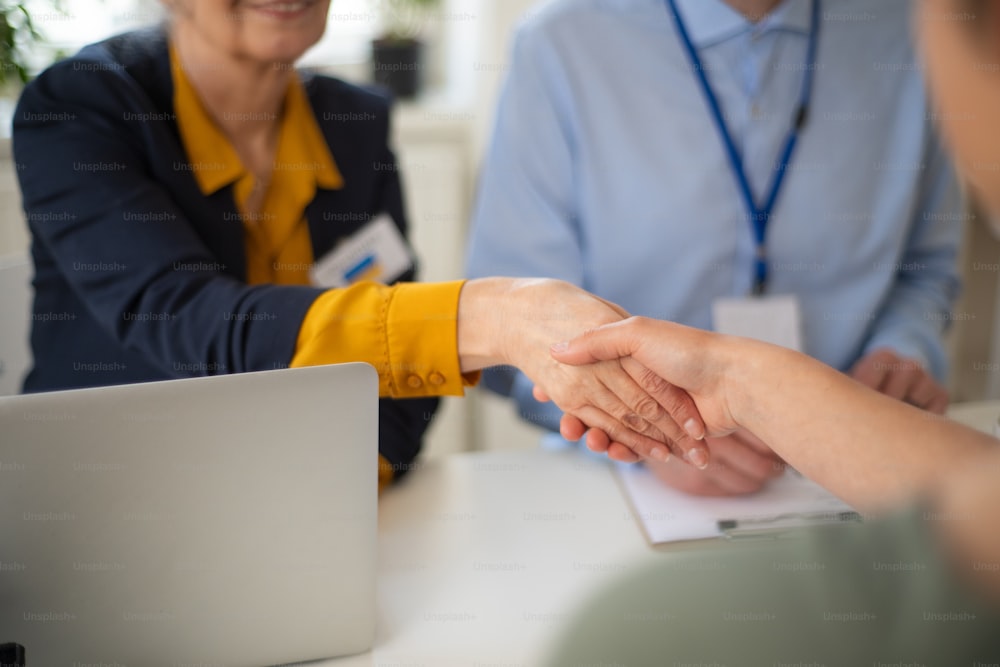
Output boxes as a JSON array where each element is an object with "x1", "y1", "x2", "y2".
[
  {"x1": 315, "y1": 449, "x2": 661, "y2": 666},
  {"x1": 310, "y1": 402, "x2": 1000, "y2": 666},
  {"x1": 946, "y1": 400, "x2": 1000, "y2": 435}
]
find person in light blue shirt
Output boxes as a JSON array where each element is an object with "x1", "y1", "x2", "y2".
[{"x1": 466, "y1": 0, "x2": 964, "y2": 497}]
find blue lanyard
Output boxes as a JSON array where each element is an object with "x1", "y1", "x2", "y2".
[{"x1": 667, "y1": 0, "x2": 821, "y2": 295}]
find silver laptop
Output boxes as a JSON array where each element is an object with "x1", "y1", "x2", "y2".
[{"x1": 0, "y1": 363, "x2": 378, "y2": 666}]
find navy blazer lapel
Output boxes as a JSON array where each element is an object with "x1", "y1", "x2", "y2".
[{"x1": 111, "y1": 27, "x2": 250, "y2": 280}]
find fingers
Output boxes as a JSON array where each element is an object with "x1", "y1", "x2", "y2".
[
  {"x1": 546, "y1": 357, "x2": 709, "y2": 467},
  {"x1": 583, "y1": 426, "x2": 610, "y2": 453},
  {"x1": 556, "y1": 390, "x2": 670, "y2": 461},
  {"x1": 569, "y1": 404, "x2": 676, "y2": 463},
  {"x1": 551, "y1": 361, "x2": 708, "y2": 466},
  {"x1": 880, "y1": 364, "x2": 922, "y2": 403},
  {"x1": 851, "y1": 349, "x2": 950, "y2": 414},
  {"x1": 924, "y1": 386, "x2": 950, "y2": 415},
  {"x1": 575, "y1": 425, "x2": 642, "y2": 463},
  {"x1": 562, "y1": 415, "x2": 638, "y2": 463},
  {"x1": 614, "y1": 358, "x2": 708, "y2": 467},
  {"x1": 646, "y1": 435, "x2": 784, "y2": 497},
  {"x1": 647, "y1": 455, "x2": 767, "y2": 496},
  {"x1": 606, "y1": 443, "x2": 642, "y2": 463},
  {"x1": 550, "y1": 319, "x2": 646, "y2": 366},
  {"x1": 893, "y1": 369, "x2": 949, "y2": 414},
  {"x1": 579, "y1": 431, "x2": 782, "y2": 494},
  {"x1": 559, "y1": 414, "x2": 588, "y2": 442},
  {"x1": 709, "y1": 435, "x2": 785, "y2": 481},
  {"x1": 849, "y1": 351, "x2": 889, "y2": 390},
  {"x1": 552, "y1": 377, "x2": 680, "y2": 458},
  {"x1": 596, "y1": 359, "x2": 708, "y2": 467},
  {"x1": 620, "y1": 357, "x2": 706, "y2": 439}
]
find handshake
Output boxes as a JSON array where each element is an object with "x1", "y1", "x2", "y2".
[
  {"x1": 459, "y1": 278, "x2": 947, "y2": 497},
  {"x1": 459, "y1": 278, "x2": 728, "y2": 473}
]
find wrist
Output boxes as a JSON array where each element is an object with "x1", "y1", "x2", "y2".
[
  {"x1": 722, "y1": 337, "x2": 785, "y2": 431},
  {"x1": 457, "y1": 278, "x2": 510, "y2": 372}
]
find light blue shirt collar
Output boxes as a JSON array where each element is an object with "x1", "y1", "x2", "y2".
[{"x1": 672, "y1": 0, "x2": 812, "y2": 48}]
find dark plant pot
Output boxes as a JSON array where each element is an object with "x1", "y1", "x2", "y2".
[{"x1": 372, "y1": 38, "x2": 424, "y2": 100}]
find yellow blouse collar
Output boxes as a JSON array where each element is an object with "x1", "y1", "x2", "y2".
[{"x1": 170, "y1": 44, "x2": 344, "y2": 196}]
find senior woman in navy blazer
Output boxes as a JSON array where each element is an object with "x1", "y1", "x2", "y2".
[
  {"x1": 17, "y1": 28, "x2": 413, "y2": 388},
  {"x1": 13, "y1": 22, "x2": 435, "y2": 479}
]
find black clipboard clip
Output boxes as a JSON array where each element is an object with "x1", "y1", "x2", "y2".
[{"x1": 717, "y1": 511, "x2": 862, "y2": 540}]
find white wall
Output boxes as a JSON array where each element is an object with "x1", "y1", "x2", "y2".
[{"x1": 0, "y1": 140, "x2": 27, "y2": 257}]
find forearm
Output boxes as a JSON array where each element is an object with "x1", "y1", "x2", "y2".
[
  {"x1": 728, "y1": 341, "x2": 995, "y2": 510},
  {"x1": 457, "y1": 277, "x2": 619, "y2": 372}
]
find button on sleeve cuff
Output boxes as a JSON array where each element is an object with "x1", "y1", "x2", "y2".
[
  {"x1": 385, "y1": 281, "x2": 478, "y2": 398},
  {"x1": 291, "y1": 280, "x2": 479, "y2": 398}
]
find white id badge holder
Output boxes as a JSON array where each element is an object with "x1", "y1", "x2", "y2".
[
  {"x1": 712, "y1": 294, "x2": 804, "y2": 352},
  {"x1": 310, "y1": 213, "x2": 415, "y2": 288}
]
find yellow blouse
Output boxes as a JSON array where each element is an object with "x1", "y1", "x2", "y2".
[{"x1": 171, "y1": 47, "x2": 476, "y2": 487}]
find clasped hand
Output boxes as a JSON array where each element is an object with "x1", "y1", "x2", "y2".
[
  {"x1": 493, "y1": 280, "x2": 710, "y2": 469},
  {"x1": 536, "y1": 318, "x2": 948, "y2": 496}
]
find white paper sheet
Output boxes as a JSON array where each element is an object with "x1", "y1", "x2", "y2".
[{"x1": 615, "y1": 463, "x2": 855, "y2": 544}]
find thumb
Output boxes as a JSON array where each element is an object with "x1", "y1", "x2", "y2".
[{"x1": 550, "y1": 318, "x2": 645, "y2": 366}]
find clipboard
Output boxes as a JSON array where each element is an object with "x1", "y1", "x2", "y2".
[{"x1": 613, "y1": 462, "x2": 858, "y2": 549}]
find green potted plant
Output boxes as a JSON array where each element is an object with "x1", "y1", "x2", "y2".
[
  {"x1": 371, "y1": 0, "x2": 440, "y2": 100},
  {"x1": 1, "y1": 1, "x2": 39, "y2": 88},
  {"x1": 1, "y1": 1, "x2": 64, "y2": 136}
]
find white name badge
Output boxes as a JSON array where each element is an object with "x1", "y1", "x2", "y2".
[
  {"x1": 311, "y1": 213, "x2": 414, "y2": 288},
  {"x1": 712, "y1": 294, "x2": 804, "y2": 352}
]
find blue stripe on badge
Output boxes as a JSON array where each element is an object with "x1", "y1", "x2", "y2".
[{"x1": 344, "y1": 254, "x2": 377, "y2": 283}]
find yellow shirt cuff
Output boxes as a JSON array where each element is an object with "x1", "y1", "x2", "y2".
[
  {"x1": 378, "y1": 455, "x2": 394, "y2": 493},
  {"x1": 291, "y1": 280, "x2": 479, "y2": 398}
]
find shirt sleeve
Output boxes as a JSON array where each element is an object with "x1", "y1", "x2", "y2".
[
  {"x1": 378, "y1": 455, "x2": 395, "y2": 493},
  {"x1": 291, "y1": 280, "x2": 478, "y2": 398},
  {"x1": 860, "y1": 127, "x2": 964, "y2": 381},
  {"x1": 464, "y1": 21, "x2": 584, "y2": 432}
]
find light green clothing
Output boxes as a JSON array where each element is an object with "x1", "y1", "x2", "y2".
[{"x1": 547, "y1": 506, "x2": 1000, "y2": 666}]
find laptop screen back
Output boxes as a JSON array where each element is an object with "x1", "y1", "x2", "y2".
[{"x1": 0, "y1": 363, "x2": 378, "y2": 666}]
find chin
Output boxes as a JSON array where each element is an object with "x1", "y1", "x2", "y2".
[{"x1": 246, "y1": 33, "x2": 322, "y2": 65}]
